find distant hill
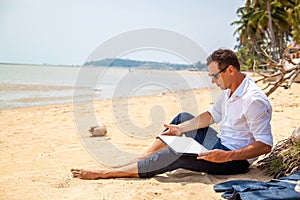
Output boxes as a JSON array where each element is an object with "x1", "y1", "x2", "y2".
[{"x1": 84, "y1": 58, "x2": 207, "y2": 71}]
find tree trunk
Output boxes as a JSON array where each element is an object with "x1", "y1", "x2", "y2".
[{"x1": 267, "y1": 0, "x2": 276, "y2": 58}]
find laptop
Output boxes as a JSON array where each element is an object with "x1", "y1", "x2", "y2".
[{"x1": 157, "y1": 135, "x2": 209, "y2": 156}]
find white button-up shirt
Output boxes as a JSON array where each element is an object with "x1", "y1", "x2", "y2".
[{"x1": 208, "y1": 75, "x2": 273, "y2": 163}]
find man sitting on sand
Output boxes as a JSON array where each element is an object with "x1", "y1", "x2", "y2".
[{"x1": 71, "y1": 49, "x2": 273, "y2": 179}]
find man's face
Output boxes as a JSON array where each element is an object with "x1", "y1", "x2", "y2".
[{"x1": 207, "y1": 61, "x2": 227, "y2": 90}]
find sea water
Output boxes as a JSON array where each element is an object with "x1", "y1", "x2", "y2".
[{"x1": 0, "y1": 64, "x2": 212, "y2": 110}]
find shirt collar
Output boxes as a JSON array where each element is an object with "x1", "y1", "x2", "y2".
[{"x1": 229, "y1": 73, "x2": 249, "y2": 100}]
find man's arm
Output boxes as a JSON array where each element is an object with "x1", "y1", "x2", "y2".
[
  {"x1": 197, "y1": 141, "x2": 272, "y2": 163},
  {"x1": 163, "y1": 111, "x2": 214, "y2": 136},
  {"x1": 178, "y1": 111, "x2": 214, "y2": 133}
]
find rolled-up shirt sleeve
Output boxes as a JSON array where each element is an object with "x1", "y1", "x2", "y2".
[{"x1": 245, "y1": 99, "x2": 273, "y2": 147}]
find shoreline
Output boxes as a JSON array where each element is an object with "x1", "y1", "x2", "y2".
[{"x1": 0, "y1": 84, "x2": 215, "y2": 111}]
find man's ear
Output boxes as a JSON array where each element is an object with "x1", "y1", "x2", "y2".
[{"x1": 228, "y1": 65, "x2": 235, "y2": 74}]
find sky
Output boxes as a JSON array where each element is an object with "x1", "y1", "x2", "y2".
[{"x1": 0, "y1": 0, "x2": 244, "y2": 65}]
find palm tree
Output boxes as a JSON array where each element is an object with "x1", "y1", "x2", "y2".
[{"x1": 232, "y1": 0, "x2": 297, "y2": 66}]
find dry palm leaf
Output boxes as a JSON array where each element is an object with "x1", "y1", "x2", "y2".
[{"x1": 257, "y1": 127, "x2": 300, "y2": 178}]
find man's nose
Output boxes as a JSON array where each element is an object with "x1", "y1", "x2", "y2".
[{"x1": 211, "y1": 78, "x2": 216, "y2": 84}]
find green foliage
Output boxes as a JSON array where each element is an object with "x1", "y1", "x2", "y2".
[
  {"x1": 233, "y1": 0, "x2": 300, "y2": 66},
  {"x1": 270, "y1": 158, "x2": 283, "y2": 173},
  {"x1": 235, "y1": 40, "x2": 264, "y2": 71},
  {"x1": 84, "y1": 58, "x2": 207, "y2": 71},
  {"x1": 288, "y1": 2, "x2": 300, "y2": 42},
  {"x1": 194, "y1": 61, "x2": 208, "y2": 71}
]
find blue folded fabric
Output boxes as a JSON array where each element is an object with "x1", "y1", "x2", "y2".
[
  {"x1": 238, "y1": 188, "x2": 299, "y2": 200},
  {"x1": 213, "y1": 171, "x2": 300, "y2": 200}
]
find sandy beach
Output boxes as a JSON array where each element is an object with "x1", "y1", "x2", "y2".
[{"x1": 1, "y1": 74, "x2": 299, "y2": 200}]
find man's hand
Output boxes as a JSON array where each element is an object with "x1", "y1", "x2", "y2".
[
  {"x1": 161, "y1": 124, "x2": 181, "y2": 136},
  {"x1": 197, "y1": 141, "x2": 272, "y2": 163},
  {"x1": 197, "y1": 149, "x2": 233, "y2": 163}
]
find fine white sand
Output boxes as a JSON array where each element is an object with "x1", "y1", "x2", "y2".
[{"x1": 1, "y1": 74, "x2": 299, "y2": 199}]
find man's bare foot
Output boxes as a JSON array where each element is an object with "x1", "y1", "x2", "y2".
[
  {"x1": 71, "y1": 163, "x2": 139, "y2": 179},
  {"x1": 71, "y1": 168, "x2": 108, "y2": 180}
]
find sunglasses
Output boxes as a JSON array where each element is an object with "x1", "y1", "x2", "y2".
[{"x1": 208, "y1": 65, "x2": 230, "y2": 79}]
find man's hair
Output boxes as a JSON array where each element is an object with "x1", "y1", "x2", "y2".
[{"x1": 206, "y1": 49, "x2": 240, "y2": 71}]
